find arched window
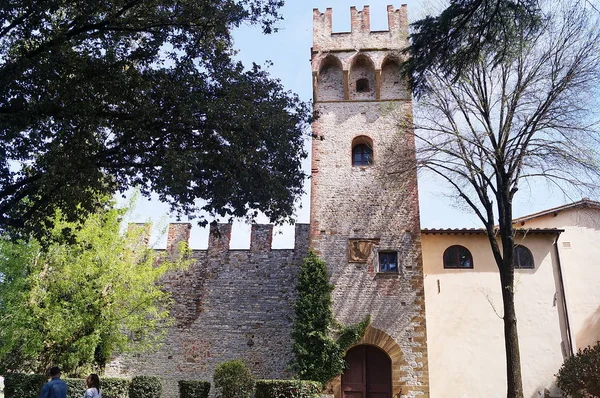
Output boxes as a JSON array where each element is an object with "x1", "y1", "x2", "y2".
[
  {"x1": 352, "y1": 144, "x2": 372, "y2": 166},
  {"x1": 352, "y1": 136, "x2": 373, "y2": 166},
  {"x1": 443, "y1": 245, "x2": 473, "y2": 269},
  {"x1": 513, "y1": 245, "x2": 534, "y2": 269}
]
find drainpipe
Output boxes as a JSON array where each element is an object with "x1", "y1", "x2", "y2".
[{"x1": 554, "y1": 233, "x2": 574, "y2": 357}]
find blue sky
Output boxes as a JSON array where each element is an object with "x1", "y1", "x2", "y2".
[{"x1": 125, "y1": 1, "x2": 578, "y2": 249}]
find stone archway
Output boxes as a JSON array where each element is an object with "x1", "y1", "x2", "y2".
[{"x1": 330, "y1": 325, "x2": 405, "y2": 398}]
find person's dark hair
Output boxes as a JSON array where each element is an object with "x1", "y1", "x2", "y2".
[
  {"x1": 87, "y1": 374, "x2": 101, "y2": 392},
  {"x1": 49, "y1": 367, "x2": 61, "y2": 377}
]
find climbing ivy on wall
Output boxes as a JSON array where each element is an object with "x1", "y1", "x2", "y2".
[{"x1": 291, "y1": 250, "x2": 370, "y2": 385}]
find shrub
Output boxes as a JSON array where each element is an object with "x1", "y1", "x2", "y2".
[
  {"x1": 254, "y1": 380, "x2": 321, "y2": 398},
  {"x1": 129, "y1": 375, "x2": 162, "y2": 398},
  {"x1": 213, "y1": 360, "x2": 254, "y2": 398},
  {"x1": 179, "y1": 380, "x2": 211, "y2": 398},
  {"x1": 64, "y1": 377, "x2": 86, "y2": 398},
  {"x1": 556, "y1": 341, "x2": 600, "y2": 398},
  {"x1": 4, "y1": 373, "x2": 45, "y2": 398},
  {"x1": 102, "y1": 377, "x2": 131, "y2": 398}
]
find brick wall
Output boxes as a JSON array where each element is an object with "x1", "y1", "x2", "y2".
[{"x1": 106, "y1": 223, "x2": 310, "y2": 397}]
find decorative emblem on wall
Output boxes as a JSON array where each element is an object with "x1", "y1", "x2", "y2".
[{"x1": 348, "y1": 239, "x2": 379, "y2": 262}]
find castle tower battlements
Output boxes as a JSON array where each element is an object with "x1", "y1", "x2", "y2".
[{"x1": 312, "y1": 5, "x2": 408, "y2": 53}]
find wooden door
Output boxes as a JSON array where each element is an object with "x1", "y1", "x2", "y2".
[{"x1": 341, "y1": 345, "x2": 391, "y2": 398}]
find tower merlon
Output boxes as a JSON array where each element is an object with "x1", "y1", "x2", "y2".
[
  {"x1": 208, "y1": 222, "x2": 232, "y2": 254},
  {"x1": 250, "y1": 224, "x2": 273, "y2": 252},
  {"x1": 127, "y1": 222, "x2": 151, "y2": 247},
  {"x1": 167, "y1": 223, "x2": 191, "y2": 256},
  {"x1": 350, "y1": 6, "x2": 370, "y2": 33}
]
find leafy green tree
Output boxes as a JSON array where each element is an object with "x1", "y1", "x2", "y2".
[
  {"x1": 556, "y1": 341, "x2": 600, "y2": 398},
  {"x1": 402, "y1": 0, "x2": 543, "y2": 96},
  {"x1": 291, "y1": 251, "x2": 369, "y2": 384},
  {"x1": 0, "y1": 205, "x2": 189, "y2": 375},
  {"x1": 0, "y1": 0, "x2": 310, "y2": 236}
]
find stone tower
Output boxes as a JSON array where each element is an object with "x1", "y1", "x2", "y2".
[{"x1": 310, "y1": 5, "x2": 429, "y2": 397}]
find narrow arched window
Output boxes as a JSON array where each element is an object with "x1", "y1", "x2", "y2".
[
  {"x1": 352, "y1": 136, "x2": 373, "y2": 166},
  {"x1": 352, "y1": 144, "x2": 372, "y2": 166},
  {"x1": 513, "y1": 245, "x2": 534, "y2": 269},
  {"x1": 443, "y1": 245, "x2": 473, "y2": 269}
]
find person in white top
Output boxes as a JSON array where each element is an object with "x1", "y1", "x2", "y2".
[{"x1": 84, "y1": 374, "x2": 102, "y2": 398}]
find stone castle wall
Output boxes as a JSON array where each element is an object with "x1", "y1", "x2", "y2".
[{"x1": 106, "y1": 222, "x2": 310, "y2": 397}]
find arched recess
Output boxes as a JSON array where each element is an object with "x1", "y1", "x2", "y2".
[
  {"x1": 380, "y1": 56, "x2": 407, "y2": 100},
  {"x1": 328, "y1": 325, "x2": 405, "y2": 398},
  {"x1": 317, "y1": 55, "x2": 344, "y2": 101},
  {"x1": 349, "y1": 54, "x2": 376, "y2": 100}
]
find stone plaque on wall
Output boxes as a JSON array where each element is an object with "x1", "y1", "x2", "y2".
[{"x1": 348, "y1": 239, "x2": 379, "y2": 263}]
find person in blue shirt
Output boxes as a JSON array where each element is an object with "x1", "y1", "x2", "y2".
[{"x1": 39, "y1": 367, "x2": 67, "y2": 398}]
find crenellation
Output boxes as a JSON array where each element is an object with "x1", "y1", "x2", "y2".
[
  {"x1": 167, "y1": 222, "x2": 191, "y2": 256},
  {"x1": 312, "y1": 4, "x2": 409, "y2": 53}
]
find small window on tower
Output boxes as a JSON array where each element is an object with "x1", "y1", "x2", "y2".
[
  {"x1": 356, "y1": 78, "x2": 369, "y2": 92},
  {"x1": 351, "y1": 136, "x2": 374, "y2": 166},
  {"x1": 352, "y1": 144, "x2": 372, "y2": 166},
  {"x1": 378, "y1": 251, "x2": 398, "y2": 273}
]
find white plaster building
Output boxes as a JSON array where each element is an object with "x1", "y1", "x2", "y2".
[{"x1": 422, "y1": 199, "x2": 600, "y2": 397}]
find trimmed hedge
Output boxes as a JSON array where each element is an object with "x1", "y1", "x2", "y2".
[
  {"x1": 64, "y1": 378, "x2": 86, "y2": 398},
  {"x1": 129, "y1": 375, "x2": 162, "y2": 398},
  {"x1": 213, "y1": 360, "x2": 254, "y2": 398},
  {"x1": 255, "y1": 380, "x2": 321, "y2": 398},
  {"x1": 178, "y1": 380, "x2": 211, "y2": 398},
  {"x1": 4, "y1": 373, "x2": 45, "y2": 398},
  {"x1": 102, "y1": 377, "x2": 131, "y2": 398}
]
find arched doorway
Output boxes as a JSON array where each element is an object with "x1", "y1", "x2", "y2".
[{"x1": 341, "y1": 345, "x2": 392, "y2": 398}]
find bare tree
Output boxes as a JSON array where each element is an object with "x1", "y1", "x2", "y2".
[{"x1": 397, "y1": 1, "x2": 600, "y2": 397}]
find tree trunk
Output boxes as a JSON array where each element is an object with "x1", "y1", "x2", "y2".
[{"x1": 500, "y1": 264, "x2": 524, "y2": 398}]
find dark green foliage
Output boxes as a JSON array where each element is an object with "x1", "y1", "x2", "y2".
[
  {"x1": 0, "y1": 0, "x2": 310, "y2": 238},
  {"x1": 291, "y1": 251, "x2": 369, "y2": 384},
  {"x1": 213, "y1": 360, "x2": 255, "y2": 398},
  {"x1": 3, "y1": 373, "x2": 45, "y2": 398},
  {"x1": 129, "y1": 376, "x2": 162, "y2": 398},
  {"x1": 556, "y1": 341, "x2": 600, "y2": 398},
  {"x1": 254, "y1": 380, "x2": 321, "y2": 398},
  {"x1": 179, "y1": 380, "x2": 211, "y2": 398},
  {"x1": 102, "y1": 377, "x2": 131, "y2": 398},
  {"x1": 402, "y1": 0, "x2": 543, "y2": 96},
  {"x1": 64, "y1": 378, "x2": 86, "y2": 398}
]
